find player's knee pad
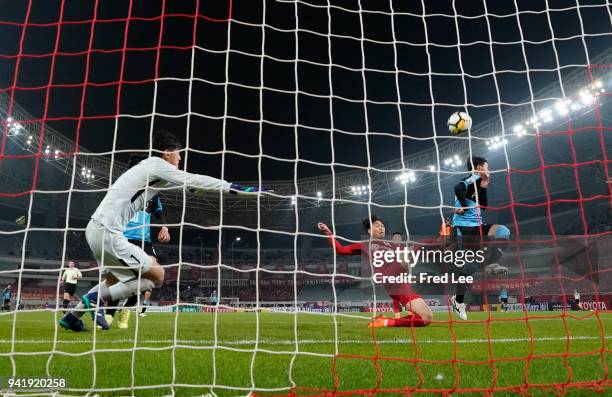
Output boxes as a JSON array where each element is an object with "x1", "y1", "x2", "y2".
[{"x1": 494, "y1": 225, "x2": 510, "y2": 240}]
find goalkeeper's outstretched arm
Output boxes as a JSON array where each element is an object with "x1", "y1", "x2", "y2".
[
  {"x1": 145, "y1": 130, "x2": 270, "y2": 196},
  {"x1": 147, "y1": 156, "x2": 269, "y2": 195}
]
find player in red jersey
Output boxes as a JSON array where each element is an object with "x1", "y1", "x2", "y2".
[
  {"x1": 391, "y1": 231, "x2": 410, "y2": 319},
  {"x1": 317, "y1": 216, "x2": 432, "y2": 328}
]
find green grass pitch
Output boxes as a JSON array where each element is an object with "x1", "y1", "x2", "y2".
[{"x1": 0, "y1": 310, "x2": 610, "y2": 396}]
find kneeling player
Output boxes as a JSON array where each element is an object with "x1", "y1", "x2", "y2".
[
  {"x1": 450, "y1": 156, "x2": 511, "y2": 321},
  {"x1": 60, "y1": 130, "x2": 267, "y2": 331},
  {"x1": 318, "y1": 216, "x2": 432, "y2": 328}
]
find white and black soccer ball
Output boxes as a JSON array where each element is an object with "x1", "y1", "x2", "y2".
[{"x1": 447, "y1": 111, "x2": 472, "y2": 135}]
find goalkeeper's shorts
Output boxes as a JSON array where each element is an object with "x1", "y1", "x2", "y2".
[{"x1": 86, "y1": 220, "x2": 154, "y2": 283}]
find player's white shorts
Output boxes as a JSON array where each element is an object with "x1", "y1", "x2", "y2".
[{"x1": 85, "y1": 220, "x2": 153, "y2": 283}]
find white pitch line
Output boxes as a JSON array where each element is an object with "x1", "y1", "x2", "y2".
[{"x1": 0, "y1": 335, "x2": 609, "y2": 346}]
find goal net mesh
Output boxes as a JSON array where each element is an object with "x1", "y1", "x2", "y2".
[{"x1": 0, "y1": 0, "x2": 611, "y2": 395}]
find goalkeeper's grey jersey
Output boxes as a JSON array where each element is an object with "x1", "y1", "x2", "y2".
[{"x1": 92, "y1": 157, "x2": 231, "y2": 233}]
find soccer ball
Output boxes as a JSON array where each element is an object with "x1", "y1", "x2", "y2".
[{"x1": 447, "y1": 111, "x2": 472, "y2": 135}]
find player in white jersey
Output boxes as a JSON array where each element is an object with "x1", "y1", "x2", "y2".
[
  {"x1": 60, "y1": 131, "x2": 268, "y2": 331},
  {"x1": 61, "y1": 260, "x2": 82, "y2": 312}
]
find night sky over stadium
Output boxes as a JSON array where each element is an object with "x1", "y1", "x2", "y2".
[{"x1": 1, "y1": 0, "x2": 611, "y2": 181}]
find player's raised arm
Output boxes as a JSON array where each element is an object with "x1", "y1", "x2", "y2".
[
  {"x1": 454, "y1": 181, "x2": 468, "y2": 206},
  {"x1": 454, "y1": 179, "x2": 470, "y2": 214},
  {"x1": 152, "y1": 196, "x2": 171, "y2": 243},
  {"x1": 317, "y1": 222, "x2": 362, "y2": 255}
]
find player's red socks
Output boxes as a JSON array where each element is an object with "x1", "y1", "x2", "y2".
[{"x1": 386, "y1": 314, "x2": 429, "y2": 327}]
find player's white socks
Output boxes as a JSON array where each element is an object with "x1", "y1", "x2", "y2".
[{"x1": 108, "y1": 278, "x2": 155, "y2": 302}]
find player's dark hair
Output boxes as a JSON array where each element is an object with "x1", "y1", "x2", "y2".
[
  {"x1": 152, "y1": 130, "x2": 182, "y2": 157},
  {"x1": 467, "y1": 156, "x2": 487, "y2": 171},
  {"x1": 392, "y1": 232, "x2": 401, "y2": 236},
  {"x1": 128, "y1": 153, "x2": 148, "y2": 168},
  {"x1": 362, "y1": 215, "x2": 384, "y2": 232}
]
